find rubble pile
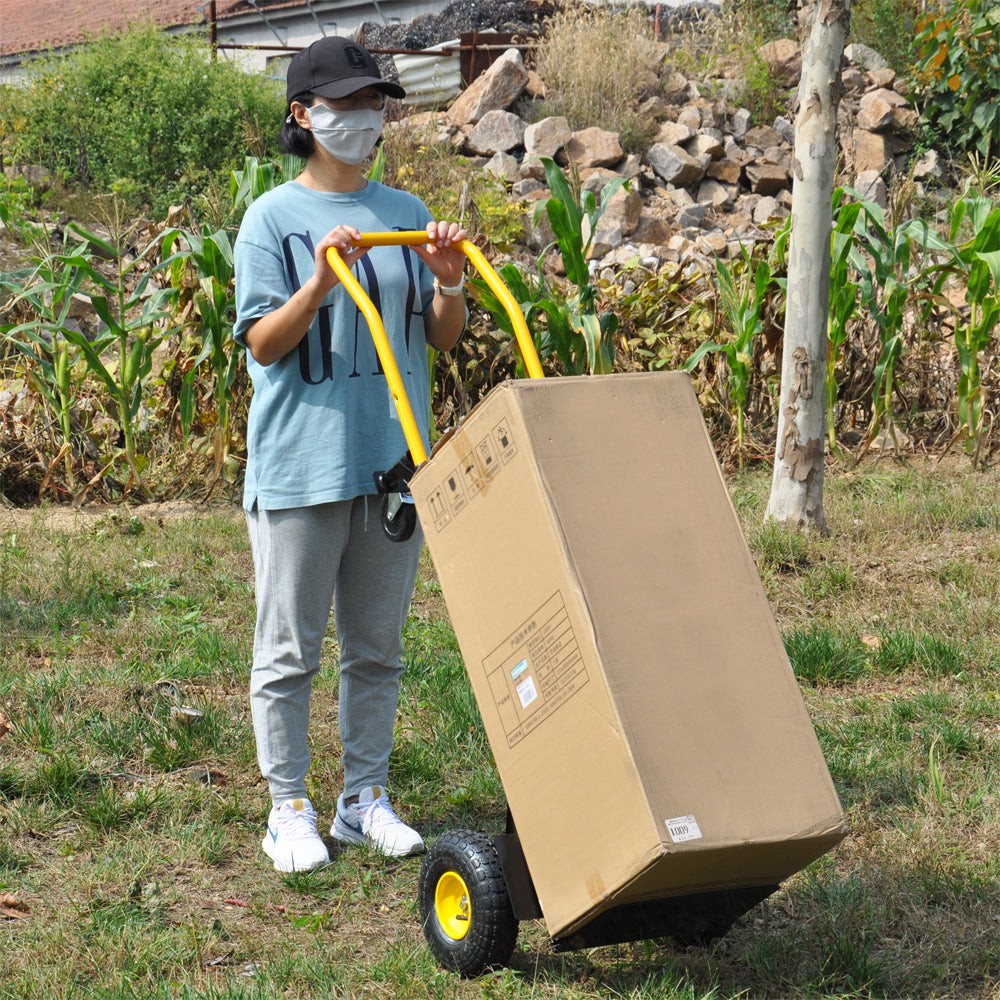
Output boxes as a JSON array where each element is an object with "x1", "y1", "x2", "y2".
[{"x1": 379, "y1": 14, "x2": 949, "y2": 278}]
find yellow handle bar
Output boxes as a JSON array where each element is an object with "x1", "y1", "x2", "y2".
[{"x1": 326, "y1": 231, "x2": 543, "y2": 467}]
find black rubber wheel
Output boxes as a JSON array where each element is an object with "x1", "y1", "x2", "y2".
[
  {"x1": 379, "y1": 492, "x2": 417, "y2": 542},
  {"x1": 418, "y1": 830, "x2": 518, "y2": 977}
]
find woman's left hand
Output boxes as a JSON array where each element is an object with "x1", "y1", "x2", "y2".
[{"x1": 413, "y1": 220, "x2": 468, "y2": 286}]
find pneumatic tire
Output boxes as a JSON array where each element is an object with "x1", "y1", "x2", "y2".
[{"x1": 418, "y1": 830, "x2": 518, "y2": 977}]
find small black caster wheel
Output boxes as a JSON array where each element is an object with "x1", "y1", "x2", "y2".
[
  {"x1": 380, "y1": 492, "x2": 417, "y2": 542},
  {"x1": 418, "y1": 830, "x2": 518, "y2": 977}
]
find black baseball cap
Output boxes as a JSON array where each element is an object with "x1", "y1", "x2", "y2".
[{"x1": 285, "y1": 36, "x2": 406, "y2": 103}]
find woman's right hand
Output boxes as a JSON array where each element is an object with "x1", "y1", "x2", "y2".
[
  {"x1": 245, "y1": 224, "x2": 370, "y2": 367},
  {"x1": 314, "y1": 225, "x2": 370, "y2": 292}
]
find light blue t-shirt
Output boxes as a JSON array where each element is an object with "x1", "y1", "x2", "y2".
[{"x1": 234, "y1": 179, "x2": 437, "y2": 512}]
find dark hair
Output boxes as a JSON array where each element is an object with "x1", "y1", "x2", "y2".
[{"x1": 280, "y1": 92, "x2": 317, "y2": 158}]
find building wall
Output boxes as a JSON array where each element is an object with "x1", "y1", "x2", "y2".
[
  {"x1": 207, "y1": 0, "x2": 453, "y2": 75},
  {"x1": 0, "y1": 0, "x2": 452, "y2": 84}
]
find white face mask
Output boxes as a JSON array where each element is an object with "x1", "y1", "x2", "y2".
[{"x1": 306, "y1": 103, "x2": 384, "y2": 164}]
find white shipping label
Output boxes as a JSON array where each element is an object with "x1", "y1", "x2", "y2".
[
  {"x1": 515, "y1": 674, "x2": 538, "y2": 709},
  {"x1": 666, "y1": 815, "x2": 703, "y2": 843}
]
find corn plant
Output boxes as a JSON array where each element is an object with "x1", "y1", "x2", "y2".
[
  {"x1": 846, "y1": 193, "x2": 955, "y2": 455},
  {"x1": 230, "y1": 154, "x2": 304, "y2": 216},
  {"x1": 826, "y1": 192, "x2": 863, "y2": 459},
  {"x1": 472, "y1": 157, "x2": 626, "y2": 375},
  {"x1": 160, "y1": 226, "x2": 242, "y2": 489},
  {"x1": 2, "y1": 221, "x2": 173, "y2": 495},
  {"x1": 55, "y1": 221, "x2": 174, "y2": 494},
  {"x1": 1, "y1": 253, "x2": 88, "y2": 490},
  {"x1": 683, "y1": 243, "x2": 774, "y2": 458},
  {"x1": 949, "y1": 194, "x2": 1000, "y2": 464}
]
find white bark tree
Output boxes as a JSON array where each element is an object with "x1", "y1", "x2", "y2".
[{"x1": 765, "y1": 0, "x2": 852, "y2": 532}]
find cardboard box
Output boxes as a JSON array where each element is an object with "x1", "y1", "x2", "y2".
[{"x1": 410, "y1": 372, "x2": 847, "y2": 939}]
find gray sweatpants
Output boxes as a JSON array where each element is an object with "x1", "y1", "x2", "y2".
[{"x1": 246, "y1": 497, "x2": 422, "y2": 806}]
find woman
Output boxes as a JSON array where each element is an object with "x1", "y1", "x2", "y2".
[{"x1": 233, "y1": 35, "x2": 468, "y2": 872}]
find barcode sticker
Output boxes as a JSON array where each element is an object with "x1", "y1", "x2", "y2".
[
  {"x1": 666, "y1": 815, "x2": 703, "y2": 843},
  {"x1": 516, "y1": 675, "x2": 538, "y2": 709}
]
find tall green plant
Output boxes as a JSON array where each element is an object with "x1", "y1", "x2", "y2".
[
  {"x1": 847, "y1": 194, "x2": 954, "y2": 453},
  {"x1": 472, "y1": 158, "x2": 625, "y2": 375},
  {"x1": 160, "y1": 226, "x2": 242, "y2": 489},
  {"x1": 949, "y1": 194, "x2": 1000, "y2": 464},
  {"x1": 683, "y1": 244, "x2": 774, "y2": 458},
  {"x1": 1, "y1": 254, "x2": 87, "y2": 491},
  {"x1": 826, "y1": 192, "x2": 864, "y2": 459},
  {"x1": 58, "y1": 222, "x2": 173, "y2": 493},
  {"x1": 2, "y1": 221, "x2": 172, "y2": 494}
]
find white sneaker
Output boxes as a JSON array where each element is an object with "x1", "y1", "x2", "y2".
[
  {"x1": 332, "y1": 785, "x2": 425, "y2": 857},
  {"x1": 262, "y1": 798, "x2": 331, "y2": 872}
]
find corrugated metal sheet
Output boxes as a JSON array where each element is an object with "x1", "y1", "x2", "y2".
[{"x1": 395, "y1": 39, "x2": 461, "y2": 109}]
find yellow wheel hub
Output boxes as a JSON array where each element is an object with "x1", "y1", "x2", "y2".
[{"x1": 435, "y1": 871, "x2": 472, "y2": 941}]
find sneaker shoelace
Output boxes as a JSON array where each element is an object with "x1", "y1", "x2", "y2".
[
  {"x1": 279, "y1": 802, "x2": 320, "y2": 841},
  {"x1": 361, "y1": 796, "x2": 402, "y2": 835}
]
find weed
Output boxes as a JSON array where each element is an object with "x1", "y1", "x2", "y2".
[
  {"x1": 785, "y1": 626, "x2": 866, "y2": 684},
  {"x1": 2, "y1": 464, "x2": 1000, "y2": 997},
  {"x1": 534, "y1": 5, "x2": 660, "y2": 150}
]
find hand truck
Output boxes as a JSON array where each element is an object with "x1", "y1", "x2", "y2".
[{"x1": 327, "y1": 233, "x2": 788, "y2": 977}]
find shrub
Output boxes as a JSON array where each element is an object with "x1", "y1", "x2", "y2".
[
  {"x1": 850, "y1": 0, "x2": 923, "y2": 74},
  {"x1": 912, "y1": 0, "x2": 1000, "y2": 159},
  {"x1": 533, "y1": 4, "x2": 660, "y2": 150},
  {"x1": 0, "y1": 23, "x2": 284, "y2": 218},
  {"x1": 381, "y1": 121, "x2": 526, "y2": 250}
]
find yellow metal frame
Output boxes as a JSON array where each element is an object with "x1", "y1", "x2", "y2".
[{"x1": 326, "y1": 232, "x2": 543, "y2": 466}]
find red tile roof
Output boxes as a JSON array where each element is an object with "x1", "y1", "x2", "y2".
[{"x1": 0, "y1": 0, "x2": 255, "y2": 58}]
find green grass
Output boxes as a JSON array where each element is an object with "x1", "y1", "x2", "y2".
[{"x1": 2, "y1": 458, "x2": 1000, "y2": 998}]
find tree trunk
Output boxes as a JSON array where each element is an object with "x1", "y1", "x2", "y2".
[{"x1": 764, "y1": 0, "x2": 852, "y2": 532}]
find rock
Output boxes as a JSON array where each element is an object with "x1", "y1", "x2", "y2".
[
  {"x1": 604, "y1": 184, "x2": 643, "y2": 237},
  {"x1": 4, "y1": 164, "x2": 53, "y2": 189},
  {"x1": 523, "y1": 116, "x2": 572, "y2": 159},
  {"x1": 856, "y1": 88, "x2": 907, "y2": 132},
  {"x1": 758, "y1": 38, "x2": 802, "y2": 87},
  {"x1": 845, "y1": 42, "x2": 890, "y2": 72},
  {"x1": 850, "y1": 129, "x2": 893, "y2": 173},
  {"x1": 773, "y1": 115, "x2": 795, "y2": 145},
  {"x1": 484, "y1": 151, "x2": 522, "y2": 184},
  {"x1": 562, "y1": 127, "x2": 624, "y2": 170},
  {"x1": 447, "y1": 47, "x2": 528, "y2": 125},
  {"x1": 519, "y1": 156, "x2": 547, "y2": 181},
  {"x1": 677, "y1": 203, "x2": 709, "y2": 229},
  {"x1": 657, "y1": 120, "x2": 694, "y2": 146},
  {"x1": 465, "y1": 109, "x2": 525, "y2": 155},
  {"x1": 697, "y1": 177, "x2": 734, "y2": 209},
  {"x1": 912, "y1": 149, "x2": 943, "y2": 182},
  {"x1": 854, "y1": 170, "x2": 888, "y2": 208},
  {"x1": 744, "y1": 125, "x2": 784, "y2": 150},
  {"x1": 869, "y1": 67, "x2": 896, "y2": 89},
  {"x1": 707, "y1": 158, "x2": 743, "y2": 185},
  {"x1": 685, "y1": 133, "x2": 725, "y2": 160},
  {"x1": 511, "y1": 177, "x2": 546, "y2": 201},
  {"x1": 646, "y1": 143, "x2": 706, "y2": 189},
  {"x1": 617, "y1": 153, "x2": 644, "y2": 180},
  {"x1": 744, "y1": 161, "x2": 790, "y2": 195},
  {"x1": 731, "y1": 108, "x2": 752, "y2": 142},
  {"x1": 525, "y1": 69, "x2": 546, "y2": 99},
  {"x1": 662, "y1": 70, "x2": 691, "y2": 102},
  {"x1": 752, "y1": 196, "x2": 780, "y2": 224},
  {"x1": 841, "y1": 66, "x2": 867, "y2": 94},
  {"x1": 632, "y1": 209, "x2": 674, "y2": 245},
  {"x1": 677, "y1": 105, "x2": 702, "y2": 131},
  {"x1": 891, "y1": 107, "x2": 920, "y2": 132}
]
